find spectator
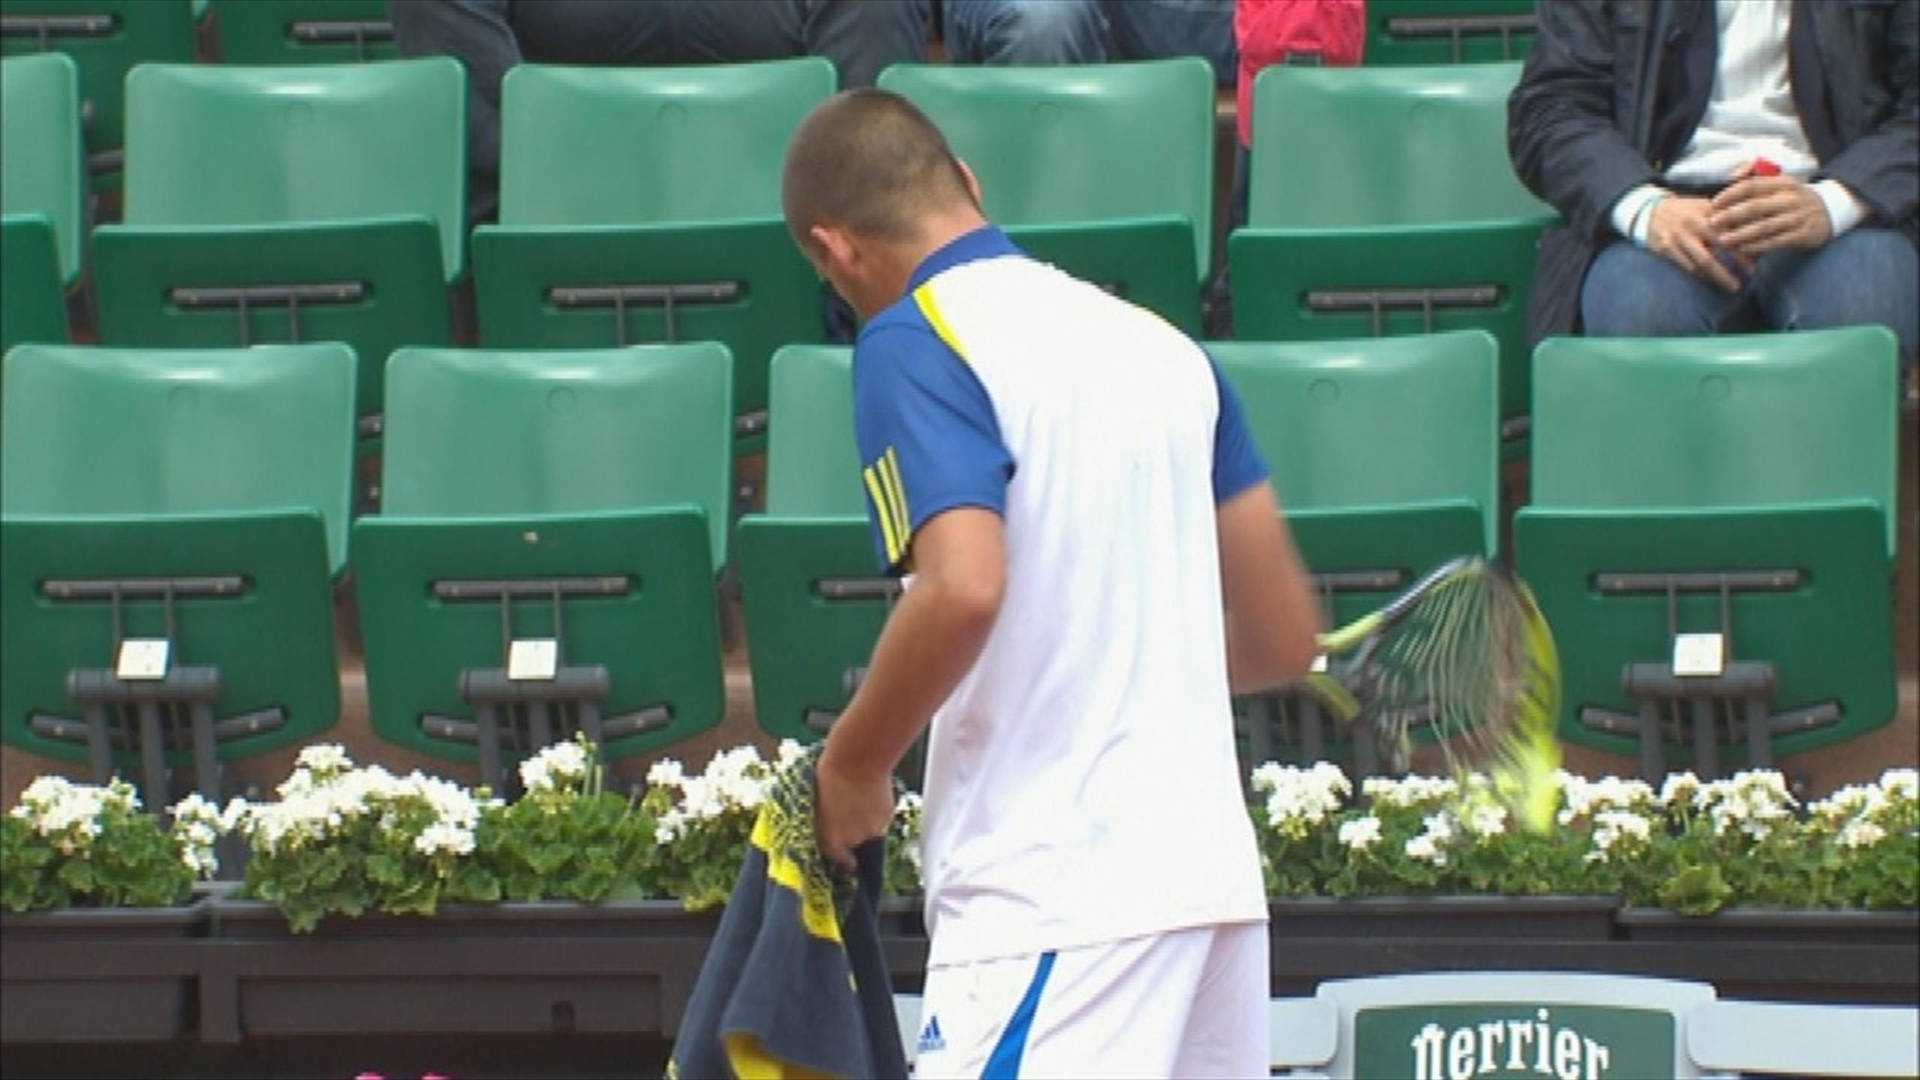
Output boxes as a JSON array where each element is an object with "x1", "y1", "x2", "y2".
[
  {"x1": 1509, "y1": 0, "x2": 1917, "y2": 369},
  {"x1": 390, "y1": 0, "x2": 932, "y2": 222},
  {"x1": 944, "y1": 1, "x2": 1237, "y2": 86}
]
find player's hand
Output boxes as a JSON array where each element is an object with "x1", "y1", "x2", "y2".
[
  {"x1": 1709, "y1": 165, "x2": 1831, "y2": 259},
  {"x1": 814, "y1": 744, "x2": 895, "y2": 871},
  {"x1": 1646, "y1": 195, "x2": 1745, "y2": 293}
]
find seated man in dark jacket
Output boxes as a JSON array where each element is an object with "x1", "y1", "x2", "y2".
[{"x1": 1509, "y1": 0, "x2": 1917, "y2": 370}]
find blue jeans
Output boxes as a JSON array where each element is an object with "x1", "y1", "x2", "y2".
[
  {"x1": 1581, "y1": 229, "x2": 1920, "y2": 369},
  {"x1": 944, "y1": 0, "x2": 1235, "y2": 84},
  {"x1": 390, "y1": 0, "x2": 931, "y2": 219}
]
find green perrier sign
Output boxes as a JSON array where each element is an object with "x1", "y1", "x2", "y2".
[{"x1": 1354, "y1": 1002, "x2": 1676, "y2": 1080}]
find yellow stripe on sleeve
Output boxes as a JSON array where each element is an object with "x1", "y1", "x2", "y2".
[
  {"x1": 863, "y1": 464, "x2": 902, "y2": 565},
  {"x1": 912, "y1": 284, "x2": 969, "y2": 361},
  {"x1": 880, "y1": 447, "x2": 910, "y2": 552}
]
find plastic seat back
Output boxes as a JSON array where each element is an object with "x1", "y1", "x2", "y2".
[
  {"x1": 879, "y1": 59, "x2": 1216, "y2": 274},
  {"x1": 1248, "y1": 62, "x2": 1547, "y2": 227},
  {"x1": 121, "y1": 58, "x2": 466, "y2": 278},
  {"x1": 499, "y1": 58, "x2": 834, "y2": 227},
  {"x1": 1, "y1": 342, "x2": 357, "y2": 572},
  {"x1": 380, "y1": 345, "x2": 735, "y2": 569},
  {"x1": 1, "y1": 52, "x2": 83, "y2": 282}
]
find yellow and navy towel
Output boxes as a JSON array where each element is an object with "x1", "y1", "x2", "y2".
[{"x1": 667, "y1": 751, "x2": 908, "y2": 1080}]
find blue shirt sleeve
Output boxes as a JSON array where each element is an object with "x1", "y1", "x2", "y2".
[
  {"x1": 852, "y1": 321, "x2": 1014, "y2": 573},
  {"x1": 1210, "y1": 355, "x2": 1270, "y2": 503}
]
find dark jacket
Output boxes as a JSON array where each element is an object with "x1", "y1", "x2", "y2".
[
  {"x1": 667, "y1": 755, "x2": 907, "y2": 1080},
  {"x1": 1508, "y1": 0, "x2": 1919, "y2": 344}
]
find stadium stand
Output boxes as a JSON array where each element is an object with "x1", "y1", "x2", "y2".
[
  {"x1": 353, "y1": 345, "x2": 732, "y2": 793},
  {"x1": 736, "y1": 345, "x2": 888, "y2": 746},
  {"x1": 1364, "y1": 0, "x2": 1536, "y2": 65},
  {"x1": 0, "y1": 0, "x2": 197, "y2": 188},
  {"x1": 1516, "y1": 326, "x2": 1901, "y2": 780},
  {"x1": 1213, "y1": 331, "x2": 1500, "y2": 773},
  {"x1": 0, "y1": 51, "x2": 81, "y2": 355},
  {"x1": 208, "y1": 0, "x2": 396, "y2": 64},
  {"x1": 471, "y1": 58, "x2": 833, "y2": 448},
  {"x1": 879, "y1": 58, "x2": 1215, "y2": 334},
  {"x1": 89, "y1": 57, "x2": 464, "y2": 447},
  {"x1": 1229, "y1": 61, "x2": 1554, "y2": 441},
  {"x1": 0, "y1": 343, "x2": 353, "y2": 811}
]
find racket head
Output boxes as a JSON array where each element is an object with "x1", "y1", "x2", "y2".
[{"x1": 1330, "y1": 558, "x2": 1564, "y2": 832}]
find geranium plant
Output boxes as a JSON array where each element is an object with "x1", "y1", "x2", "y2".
[
  {"x1": 229, "y1": 744, "x2": 501, "y2": 931},
  {"x1": 476, "y1": 735, "x2": 659, "y2": 902},
  {"x1": 1, "y1": 776, "x2": 225, "y2": 911}
]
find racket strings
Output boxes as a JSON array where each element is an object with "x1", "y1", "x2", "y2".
[{"x1": 1367, "y1": 567, "x2": 1556, "y2": 791}]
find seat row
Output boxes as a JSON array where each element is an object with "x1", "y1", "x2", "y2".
[
  {"x1": 1, "y1": 327, "x2": 1900, "y2": 808},
  {"x1": 0, "y1": 0, "x2": 1537, "y2": 188},
  {"x1": 1, "y1": 52, "x2": 1554, "y2": 440}
]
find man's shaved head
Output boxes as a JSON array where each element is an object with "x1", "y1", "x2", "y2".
[{"x1": 783, "y1": 88, "x2": 978, "y2": 251}]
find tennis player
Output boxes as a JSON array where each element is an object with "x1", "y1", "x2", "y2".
[{"x1": 782, "y1": 89, "x2": 1324, "y2": 1078}]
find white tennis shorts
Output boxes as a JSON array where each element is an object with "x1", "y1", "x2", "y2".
[{"x1": 909, "y1": 921, "x2": 1270, "y2": 1079}]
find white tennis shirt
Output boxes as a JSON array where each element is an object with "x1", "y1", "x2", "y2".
[{"x1": 851, "y1": 226, "x2": 1270, "y2": 968}]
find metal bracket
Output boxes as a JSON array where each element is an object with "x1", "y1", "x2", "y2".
[
  {"x1": 290, "y1": 19, "x2": 393, "y2": 59},
  {"x1": 1385, "y1": 13, "x2": 1537, "y2": 61},
  {"x1": 0, "y1": 13, "x2": 115, "y2": 48},
  {"x1": 1588, "y1": 569, "x2": 1812, "y2": 779},
  {"x1": 169, "y1": 282, "x2": 367, "y2": 345},
  {"x1": 547, "y1": 282, "x2": 743, "y2": 347},
  {"x1": 427, "y1": 574, "x2": 641, "y2": 792},
  {"x1": 1305, "y1": 285, "x2": 1500, "y2": 336},
  {"x1": 34, "y1": 575, "x2": 265, "y2": 812}
]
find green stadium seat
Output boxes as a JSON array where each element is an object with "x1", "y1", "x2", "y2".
[
  {"x1": 1229, "y1": 62, "x2": 1555, "y2": 439},
  {"x1": 0, "y1": 0, "x2": 196, "y2": 190},
  {"x1": 1514, "y1": 327, "x2": 1900, "y2": 780},
  {"x1": 1365, "y1": 0, "x2": 1536, "y2": 65},
  {"x1": 2, "y1": 52, "x2": 84, "y2": 285},
  {"x1": 878, "y1": 59, "x2": 1214, "y2": 333},
  {"x1": 0, "y1": 217, "x2": 68, "y2": 356},
  {"x1": 471, "y1": 59, "x2": 834, "y2": 446},
  {"x1": 353, "y1": 346, "x2": 732, "y2": 790},
  {"x1": 736, "y1": 346, "x2": 889, "y2": 745},
  {"x1": 1, "y1": 343, "x2": 354, "y2": 811},
  {"x1": 1212, "y1": 330, "x2": 1500, "y2": 773},
  {"x1": 91, "y1": 58, "x2": 466, "y2": 429},
  {"x1": 210, "y1": 0, "x2": 396, "y2": 63}
]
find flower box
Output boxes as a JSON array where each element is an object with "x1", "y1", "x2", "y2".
[
  {"x1": 198, "y1": 896, "x2": 721, "y2": 1044},
  {"x1": 1614, "y1": 906, "x2": 1920, "y2": 946},
  {"x1": 0, "y1": 899, "x2": 209, "y2": 1042},
  {"x1": 1269, "y1": 895, "x2": 1619, "y2": 940}
]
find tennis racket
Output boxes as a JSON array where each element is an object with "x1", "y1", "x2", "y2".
[{"x1": 1299, "y1": 556, "x2": 1563, "y2": 831}]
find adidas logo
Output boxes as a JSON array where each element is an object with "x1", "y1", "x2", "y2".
[{"x1": 917, "y1": 1015, "x2": 947, "y2": 1055}]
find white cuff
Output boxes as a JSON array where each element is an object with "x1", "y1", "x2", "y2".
[
  {"x1": 1812, "y1": 179, "x2": 1866, "y2": 238},
  {"x1": 1610, "y1": 184, "x2": 1665, "y2": 246}
]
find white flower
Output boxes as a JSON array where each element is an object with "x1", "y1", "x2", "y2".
[
  {"x1": 1404, "y1": 833, "x2": 1448, "y2": 866},
  {"x1": 646, "y1": 757, "x2": 687, "y2": 791},
  {"x1": 1838, "y1": 819, "x2": 1887, "y2": 850},
  {"x1": 1338, "y1": 815, "x2": 1382, "y2": 851},
  {"x1": 414, "y1": 821, "x2": 475, "y2": 857},
  {"x1": 519, "y1": 739, "x2": 590, "y2": 794},
  {"x1": 776, "y1": 739, "x2": 809, "y2": 771},
  {"x1": 1363, "y1": 773, "x2": 1456, "y2": 809},
  {"x1": 1463, "y1": 803, "x2": 1508, "y2": 840},
  {"x1": 294, "y1": 743, "x2": 351, "y2": 777},
  {"x1": 1658, "y1": 771, "x2": 1701, "y2": 809},
  {"x1": 1879, "y1": 768, "x2": 1917, "y2": 802},
  {"x1": 1586, "y1": 809, "x2": 1653, "y2": 864},
  {"x1": 1255, "y1": 762, "x2": 1351, "y2": 835}
]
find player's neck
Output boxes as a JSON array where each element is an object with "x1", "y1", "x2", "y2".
[{"x1": 878, "y1": 209, "x2": 991, "y2": 304}]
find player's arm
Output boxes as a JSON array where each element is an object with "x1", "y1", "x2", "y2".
[
  {"x1": 816, "y1": 508, "x2": 1004, "y2": 865},
  {"x1": 1206, "y1": 353, "x2": 1321, "y2": 694},
  {"x1": 1217, "y1": 483, "x2": 1322, "y2": 695}
]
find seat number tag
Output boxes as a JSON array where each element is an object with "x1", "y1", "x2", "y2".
[
  {"x1": 1672, "y1": 632, "x2": 1725, "y2": 677},
  {"x1": 116, "y1": 639, "x2": 171, "y2": 681},
  {"x1": 508, "y1": 639, "x2": 559, "y2": 682}
]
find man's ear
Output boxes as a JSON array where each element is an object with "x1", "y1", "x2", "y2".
[
  {"x1": 956, "y1": 158, "x2": 985, "y2": 210},
  {"x1": 809, "y1": 223, "x2": 856, "y2": 272}
]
